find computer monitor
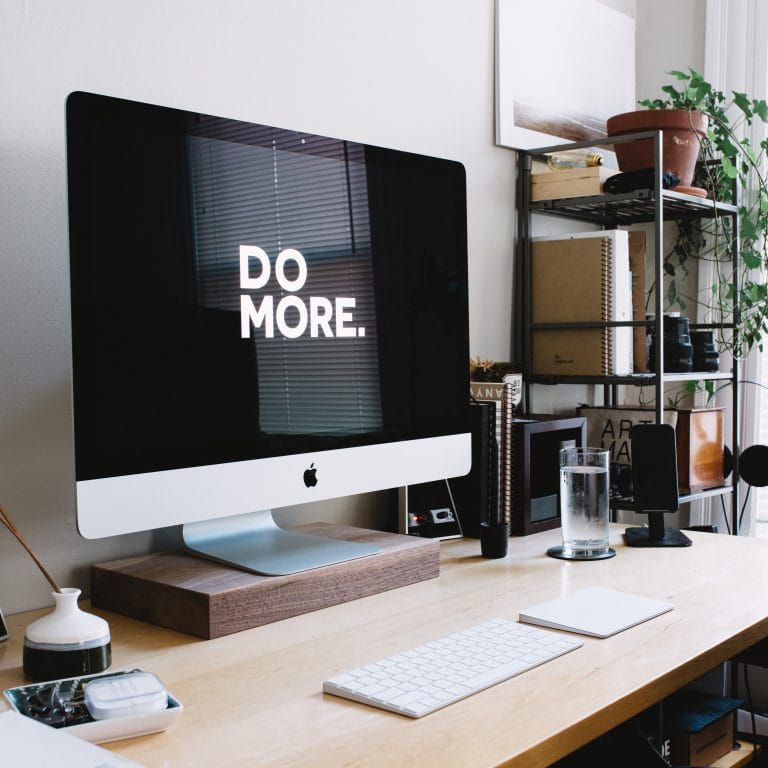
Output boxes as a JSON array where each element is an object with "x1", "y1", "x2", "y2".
[{"x1": 65, "y1": 92, "x2": 471, "y2": 576}]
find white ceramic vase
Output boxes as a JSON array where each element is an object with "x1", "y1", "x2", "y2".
[{"x1": 23, "y1": 587, "x2": 111, "y2": 681}]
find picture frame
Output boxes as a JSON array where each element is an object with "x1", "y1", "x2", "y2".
[{"x1": 495, "y1": 0, "x2": 636, "y2": 149}]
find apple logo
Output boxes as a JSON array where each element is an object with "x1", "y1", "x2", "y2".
[{"x1": 303, "y1": 462, "x2": 318, "y2": 488}]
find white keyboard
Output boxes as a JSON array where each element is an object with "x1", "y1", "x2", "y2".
[{"x1": 323, "y1": 618, "x2": 583, "y2": 718}]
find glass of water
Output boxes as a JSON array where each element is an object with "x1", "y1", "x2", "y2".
[{"x1": 548, "y1": 447, "x2": 615, "y2": 560}]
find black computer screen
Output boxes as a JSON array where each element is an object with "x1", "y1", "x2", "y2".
[{"x1": 66, "y1": 92, "x2": 470, "y2": 482}]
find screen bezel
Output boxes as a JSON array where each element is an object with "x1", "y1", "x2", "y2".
[{"x1": 66, "y1": 92, "x2": 472, "y2": 543}]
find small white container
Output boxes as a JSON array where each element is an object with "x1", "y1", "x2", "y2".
[
  {"x1": 85, "y1": 671, "x2": 167, "y2": 720},
  {"x1": 23, "y1": 588, "x2": 111, "y2": 681}
]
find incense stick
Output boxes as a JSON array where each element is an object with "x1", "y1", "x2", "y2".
[{"x1": 0, "y1": 503, "x2": 61, "y2": 593}]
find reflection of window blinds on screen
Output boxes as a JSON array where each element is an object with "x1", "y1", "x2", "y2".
[{"x1": 187, "y1": 133, "x2": 382, "y2": 435}]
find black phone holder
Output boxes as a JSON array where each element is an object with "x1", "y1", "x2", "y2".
[
  {"x1": 624, "y1": 423, "x2": 692, "y2": 548},
  {"x1": 624, "y1": 515, "x2": 692, "y2": 547}
]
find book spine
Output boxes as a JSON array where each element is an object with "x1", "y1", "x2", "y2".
[
  {"x1": 484, "y1": 402, "x2": 498, "y2": 526},
  {"x1": 601, "y1": 237, "x2": 613, "y2": 375},
  {"x1": 499, "y1": 382, "x2": 517, "y2": 527},
  {"x1": 629, "y1": 231, "x2": 647, "y2": 372}
]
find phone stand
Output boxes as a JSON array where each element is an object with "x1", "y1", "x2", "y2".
[
  {"x1": 624, "y1": 424, "x2": 692, "y2": 548},
  {"x1": 625, "y1": 513, "x2": 692, "y2": 547}
]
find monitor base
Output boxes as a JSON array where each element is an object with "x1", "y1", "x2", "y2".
[
  {"x1": 182, "y1": 510, "x2": 381, "y2": 576},
  {"x1": 92, "y1": 523, "x2": 438, "y2": 638},
  {"x1": 624, "y1": 527, "x2": 692, "y2": 548}
]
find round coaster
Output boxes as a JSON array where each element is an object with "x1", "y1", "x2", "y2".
[{"x1": 546, "y1": 545, "x2": 616, "y2": 561}]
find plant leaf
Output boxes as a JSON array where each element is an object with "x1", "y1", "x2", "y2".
[
  {"x1": 743, "y1": 248, "x2": 763, "y2": 269},
  {"x1": 741, "y1": 216, "x2": 758, "y2": 241},
  {"x1": 743, "y1": 143, "x2": 759, "y2": 165},
  {"x1": 733, "y1": 91, "x2": 752, "y2": 117},
  {"x1": 721, "y1": 156, "x2": 738, "y2": 178},
  {"x1": 717, "y1": 135, "x2": 739, "y2": 157},
  {"x1": 754, "y1": 99, "x2": 768, "y2": 121}
]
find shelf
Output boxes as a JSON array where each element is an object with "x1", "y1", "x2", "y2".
[
  {"x1": 611, "y1": 483, "x2": 734, "y2": 511},
  {"x1": 528, "y1": 187, "x2": 738, "y2": 225},
  {"x1": 529, "y1": 370, "x2": 735, "y2": 387},
  {"x1": 660, "y1": 370, "x2": 735, "y2": 383},
  {"x1": 518, "y1": 130, "x2": 741, "y2": 533}
]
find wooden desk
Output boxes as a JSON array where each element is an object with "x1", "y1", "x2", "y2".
[{"x1": 3, "y1": 526, "x2": 768, "y2": 767}]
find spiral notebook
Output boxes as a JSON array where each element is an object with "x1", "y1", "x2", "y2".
[
  {"x1": 519, "y1": 587, "x2": 673, "y2": 638},
  {"x1": 531, "y1": 230, "x2": 633, "y2": 376}
]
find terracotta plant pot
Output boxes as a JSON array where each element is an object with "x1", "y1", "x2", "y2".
[{"x1": 606, "y1": 109, "x2": 708, "y2": 189}]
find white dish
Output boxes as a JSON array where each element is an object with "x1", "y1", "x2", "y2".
[{"x1": 3, "y1": 668, "x2": 182, "y2": 743}]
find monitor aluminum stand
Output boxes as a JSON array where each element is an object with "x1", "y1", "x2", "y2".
[{"x1": 182, "y1": 510, "x2": 381, "y2": 576}]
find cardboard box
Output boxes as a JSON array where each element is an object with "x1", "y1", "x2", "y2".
[
  {"x1": 676, "y1": 407, "x2": 725, "y2": 492},
  {"x1": 530, "y1": 166, "x2": 620, "y2": 201},
  {"x1": 666, "y1": 691, "x2": 740, "y2": 767}
]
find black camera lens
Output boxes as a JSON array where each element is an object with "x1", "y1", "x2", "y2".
[
  {"x1": 690, "y1": 330, "x2": 720, "y2": 372},
  {"x1": 648, "y1": 316, "x2": 693, "y2": 372}
]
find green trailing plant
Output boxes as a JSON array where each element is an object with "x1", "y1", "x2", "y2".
[{"x1": 640, "y1": 68, "x2": 768, "y2": 356}]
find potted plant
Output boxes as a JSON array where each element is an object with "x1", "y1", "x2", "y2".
[
  {"x1": 608, "y1": 68, "x2": 768, "y2": 357},
  {"x1": 607, "y1": 105, "x2": 708, "y2": 193}
]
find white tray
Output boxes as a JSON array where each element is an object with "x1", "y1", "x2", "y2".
[{"x1": 3, "y1": 668, "x2": 182, "y2": 743}]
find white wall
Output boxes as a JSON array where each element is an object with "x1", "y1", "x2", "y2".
[
  {"x1": 0, "y1": 0, "x2": 702, "y2": 614},
  {"x1": 636, "y1": 0, "x2": 705, "y2": 101}
]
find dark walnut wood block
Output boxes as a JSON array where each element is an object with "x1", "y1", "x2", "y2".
[{"x1": 91, "y1": 524, "x2": 439, "y2": 639}]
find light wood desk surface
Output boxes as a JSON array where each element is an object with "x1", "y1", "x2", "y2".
[{"x1": 3, "y1": 525, "x2": 768, "y2": 768}]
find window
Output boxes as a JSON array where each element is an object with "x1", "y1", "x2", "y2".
[{"x1": 187, "y1": 130, "x2": 383, "y2": 436}]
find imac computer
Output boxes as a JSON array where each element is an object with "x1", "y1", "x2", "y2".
[{"x1": 65, "y1": 92, "x2": 472, "y2": 576}]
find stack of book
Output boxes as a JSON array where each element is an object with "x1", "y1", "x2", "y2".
[{"x1": 470, "y1": 374, "x2": 521, "y2": 528}]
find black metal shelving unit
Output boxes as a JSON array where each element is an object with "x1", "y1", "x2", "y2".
[{"x1": 516, "y1": 130, "x2": 741, "y2": 533}]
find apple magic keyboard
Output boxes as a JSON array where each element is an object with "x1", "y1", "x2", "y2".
[{"x1": 323, "y1": 618, "x2": 583, "y2": 717}]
